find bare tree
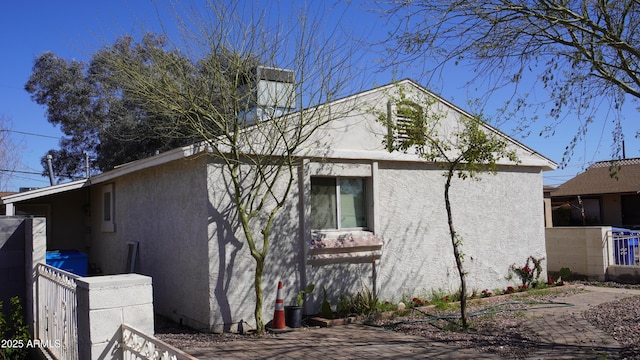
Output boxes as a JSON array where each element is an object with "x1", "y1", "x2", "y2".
[
  {"x1": 380, "y1": 0, "x2": 640, "y2": 162},
  {"x1": 103, "y1": 0, "x2": 362, "y2": 333},
  {"x1": 0, "y1": 115, "x2": 23, "y2": 192},
  {"x1": 376, "y1": 85, "x2": 517, "y2": 328}
]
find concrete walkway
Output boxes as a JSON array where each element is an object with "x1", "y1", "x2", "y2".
[
  {"x1": 524, "y1": 286, "x2": 640, "y2": 360},
  {"x1": 185, "y1": 286, "x2": 640, "y2": 359}
]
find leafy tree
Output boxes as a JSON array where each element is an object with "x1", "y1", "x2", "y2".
[
  {"x1": 381, "y1": 0, "x2": 640, "y2": 162},
  {"x1": 25, "y1": 34, "x2": 202, "y2": 182},
  {"x1": 102, "y1": 0, "x2": 361, "y2": 333},
  {"x1": 377, "y1": 85, "x2": 518, "y2": 328}
]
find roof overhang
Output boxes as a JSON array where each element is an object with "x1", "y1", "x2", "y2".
[
  {"x1": 0, "y1": 143, "x2": 208, "y2": 208},
  {"x1": 90, "y1": 142, "x2": 208, "y2": 185},
  {"x1": 1, "y1": 179, "x2": 89, "y2": 205}
]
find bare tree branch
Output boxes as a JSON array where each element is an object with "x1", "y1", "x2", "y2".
[
  {"x1": 103, "y1": 0, "x2": 364, "y2": 333},
  {"x1": 380, "y1": 0, "x2": 640, "y2": 162}
]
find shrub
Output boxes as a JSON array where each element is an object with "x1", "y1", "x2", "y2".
[
  {"x1": 509, "y1": 256, "x2": 545, "y2": 288},
  {"x1": 0, "y1": 296, "x2": 30, "y2": 360},
  {"x1": 481, "y1": 289, "x2": 492, "y2": 298},
  {"x1": 336, "y1": 286, "x2": 378, "y2": 317}
]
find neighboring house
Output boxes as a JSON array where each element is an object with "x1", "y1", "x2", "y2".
[
  {"x1": 550, "y1": 158, "x2": 640, "y2": 228},
  {"x1": 0, "y1": 192, "x2": 14, "y2": 215},
  {"x1": 1, "y1": 79, "x2": 556, "y2": 332}
]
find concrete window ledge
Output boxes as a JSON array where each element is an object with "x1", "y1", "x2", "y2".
[{"x1": 308, "y1": 231, "x2": 383, "y2": 266}]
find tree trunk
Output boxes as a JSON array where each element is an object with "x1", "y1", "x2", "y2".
[
  {"x1": 444, "y1": 170, "x2": 468, "y2": 329},
  {"x1": 253, "y1": 255, "x2": 265, "y2": 334}
]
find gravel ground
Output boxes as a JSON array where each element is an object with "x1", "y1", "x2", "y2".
[
  {"x1": 371, "y1": 287, "x2": 586, "y2": 359},
  {"x1": 156, "y1": 283, "x2": 640, "y2": 358}
]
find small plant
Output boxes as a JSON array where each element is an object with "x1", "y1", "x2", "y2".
[
  {"x1": 509, "y1": 256, "x2": 545, "y2": 288},
  {"x1": 470, "y1": 288, "x2": 479, "y2": 299},
  {"x1": 481, "y1": 289, "x2": 492, "y2": 298},
  {"x1": 556, "y1": 267, "x2": 572, "y2": 285},
  {"x1": 296, "y1": 284, "x2": 315, "y2": 307},
  {"x1": 0, "y1": 296, "x2": 31, "y2": 360},
  {"x1": 411, "y1": 297, "x2": 429, "y2": 306},
  {"x1": 427, "y1": 289, "x2": 458, "y2": 311},
  {"x1": 320, "y1": 285, "x2": 333, "y2": 318},
  {"x1": 377, "y1": 300, "x2": 396, "y2": 312},
  {"x1": 336, "y1": 286, "x2": 378, "y2": 317}
]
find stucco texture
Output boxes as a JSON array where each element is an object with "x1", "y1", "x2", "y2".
[
  {"x1": 205, "y1": 160, "x2": 304, "y2": 332},
  {"x1": 91, "y1": 156, "x2": 211, "y2": 330},
  {"x1": 376, "y1": 162, "x2": 546, "y2": 299},
  {"x1": 85, "y1": 79, "x2": 552, "y2": 332}
]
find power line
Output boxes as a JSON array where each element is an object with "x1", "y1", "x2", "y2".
[
  {"x1": 0, "y1": 129, "x2": 61, "y2": 139},
  {"x1": 0, "y1": 169, "x2": 42, "y2": 175}
]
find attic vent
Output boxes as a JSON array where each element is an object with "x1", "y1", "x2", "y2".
[{"x1": 386, "y1": 100, "x2": 427, "y2": 151}]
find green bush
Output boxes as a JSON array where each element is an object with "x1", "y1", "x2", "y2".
[
  {"x1": 336, "y1": 286, "x2": 378, "y2": 317},
  {"x1": 0, "y1": 297, "x2": 31, "y2": 360}
]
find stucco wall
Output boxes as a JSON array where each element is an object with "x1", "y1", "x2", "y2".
[
  {"x1": 375, "y1": 162, "x2": 547, "y2": 299},
  {"x1": 204, "y1": 160, "x2": 304, "y2": 332},
  {"x1": 545, "y1": 226, "x2": 612, "y2": 280},
  {"x1": 200, "y1": 158, "x2": 548, "y2": 331},
  {"x1": 90, "y1": 156, "x2": 211, "y2": 331}
]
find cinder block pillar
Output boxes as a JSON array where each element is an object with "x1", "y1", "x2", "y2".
[
  {"x1": 24, "y1": 217, "x2": 47, "y2": 336},
  {"x1": 76, "y1": 274, "x2": 154, "y2": 360}
]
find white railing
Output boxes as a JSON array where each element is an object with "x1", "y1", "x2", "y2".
[
  {"x1": 611, "y1": 230, "x2": 640, "y2": 266},
  {"x1": 121, "y1": 324, "x2": 198, "y2": 360},
  {"x1": 36, "y1": 263, "x2": 79, "y2": 360}
]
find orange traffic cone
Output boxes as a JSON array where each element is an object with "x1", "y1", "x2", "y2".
[{"x1": 272, "y1": 281, "x2": 285, "y2": 329}]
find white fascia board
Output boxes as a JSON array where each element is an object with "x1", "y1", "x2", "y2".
[{"x1": 1, "y1": 179, "x2": 89, "y2": 205}]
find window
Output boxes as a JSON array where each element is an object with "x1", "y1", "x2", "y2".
[
  {"x1": 311, "y1": 177, "x2": 367, "y2": 230},
  {"x1": 101, "y1": 184, "x2": 115, "y2": 232}
]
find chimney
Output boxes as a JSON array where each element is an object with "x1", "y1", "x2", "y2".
[{"x1": 46, "y1": 154, "x2": 57, "y2": 186}]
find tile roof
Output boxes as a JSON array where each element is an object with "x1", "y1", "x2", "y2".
[{"x1": 552, "y1": 158, "x2": 640, "y2": 197}]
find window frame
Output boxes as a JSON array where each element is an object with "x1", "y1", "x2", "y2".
[
  {"x1": 310, "y1": 176, "x2": 368, "y2": 231},
  {"x1": 101, "y1": 183, "x2": 115, "y2": 232}
]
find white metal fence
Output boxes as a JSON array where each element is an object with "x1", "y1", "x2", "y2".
[
  {"x1": 611, "y1": 230, "x2": 640, "y2": 266},
  {"x1": 36, "y1": 263, "x2": 79, "y2": 360},
  {"x1": 121, "y1": 324, "x2": 198, "y2": 360}
]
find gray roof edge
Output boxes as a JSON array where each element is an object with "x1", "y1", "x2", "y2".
[{"x1": 1, "y1": 179, "x2": 89, "y2": 204}]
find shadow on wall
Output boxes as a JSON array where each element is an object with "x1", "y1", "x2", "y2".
[
  {"x1": 206, "y1": 164, "x2": 303, "y2": 332},
  {"x1": 208, "y1": 200, "x2": 243, "y2": 332}
]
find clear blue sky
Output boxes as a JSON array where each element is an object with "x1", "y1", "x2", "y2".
[{"x1": 0, "y1": 1, "x2": 637, "y2": 191}]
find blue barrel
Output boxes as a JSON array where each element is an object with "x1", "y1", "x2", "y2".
[{"x1": 46, "y1": 250, "x2": 88, "y2": 276}]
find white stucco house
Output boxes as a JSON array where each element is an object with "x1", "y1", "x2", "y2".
[{"x1": 2, "y1": 79, "x2": 556, "y2": 332}]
